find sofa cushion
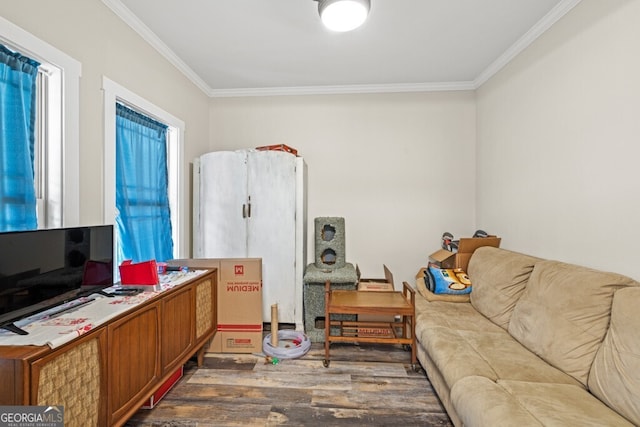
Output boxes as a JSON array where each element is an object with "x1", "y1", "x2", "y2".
[
  {"x1": 467, "y1": 247, "x2": 539, "y2": 329},
  {"x1": 418, "y1": 325, "x2": 582, "y2": 389},
  {"x1": 414, "y1": 299, "x2": 497, "y2": 332},
  {"x1": 415, "y1": 299, "x2": 581, "y2": 389},
  {"x1": 416, "y1": 325, "x2": 502, "y2": 385},
  {"x1": 588, "y1": 286, "x2": 640, "y2": 426},
  {"x1": 508, "y1": 260, "x2": 635, "y2": 386},
  {"x1": 451, "y1": 376, "x2": 541, "y2": 426},
  {"x1": 451, "y1": 376, "x2": 635, "y2": 427}
]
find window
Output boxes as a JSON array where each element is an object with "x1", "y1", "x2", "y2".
[
  {"x1": 102, "y1": 77, "x2": 186, "y2": 269},
  {"x1": 0, "y1": 16, "x2": 81, "y2": 229},
  {"x1": 115, "y1": 102, "x2": 173, "y2": 265},
  {"x1": 0, "y1": 44, "x2": 39, "y2": 231}
]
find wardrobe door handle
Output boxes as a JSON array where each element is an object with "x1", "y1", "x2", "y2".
[{"x1": 242, "y1": 204, "x2": 247, "y2": 218}]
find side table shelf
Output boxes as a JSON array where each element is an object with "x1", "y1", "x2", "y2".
[{"x1": 323, "y1": 280, "x2": 416, "y2": 369}]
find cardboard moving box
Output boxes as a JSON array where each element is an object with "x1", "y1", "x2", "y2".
[
  {"x1": 356, "y1": 265, "x2": 396, "y2": 333},
  {"x1": 211, "y1": 258, "x2": 263, "y2": 353},
  {"x1": 169, "y1": 258, "x2": 263, "y2": 353},
  {"x1": 356, "y1": 264, "x2": 394, "y2": 291},
  {"x1": 428, "y1": 236, "x2": 501, "y2": 272},
  {"x1": 210, "y1": 329, "x2": 263, "y2": 353}
]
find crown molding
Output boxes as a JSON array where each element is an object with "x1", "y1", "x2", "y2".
[
  {"x1": 474, "y1": 0, "x2": 582, "y2": 88},
  {"x1": 101, "y1": 0, "x2": 212, "y2": 95},
  {"x1": 104, "y1": 0, "x2": 581, "y2": 98},
  {"x1": 210, "y1": 81, "x2": 476, "y2": 98}
]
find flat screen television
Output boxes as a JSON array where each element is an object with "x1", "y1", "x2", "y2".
[{"x1": 0, "y1": 225, "x2": 114, "y2": 335}]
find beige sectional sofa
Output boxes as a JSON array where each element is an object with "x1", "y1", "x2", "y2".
[{"x1": 414, "y1": 246, "x2": 640, "y2": 426}]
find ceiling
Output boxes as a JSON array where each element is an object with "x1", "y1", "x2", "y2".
[{"x1": 106, "y1": 0, "x2": 580, "y2": 97}]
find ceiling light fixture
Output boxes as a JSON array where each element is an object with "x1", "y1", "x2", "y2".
[{"x1": 317, "y1": 0, "x2": 371, "y2": 32}]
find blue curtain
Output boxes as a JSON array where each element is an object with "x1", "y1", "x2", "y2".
[
  {"x1": 115, "y1": 103, "x2": 173, "y2": 264},
  {"x1": 0, "y1": 44, "x2": 40, "y2": 232}
]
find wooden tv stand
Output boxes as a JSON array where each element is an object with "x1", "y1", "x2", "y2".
[{"x1": 0, "y1": 269, "x2": 216, "y2": 427}]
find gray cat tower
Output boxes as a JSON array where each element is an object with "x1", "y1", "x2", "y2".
[{"x1": 303, "y1": 217, "x2": 357, "y2": 342}]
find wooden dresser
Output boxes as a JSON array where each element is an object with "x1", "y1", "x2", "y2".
[{"x1": 0, "y1": 269, "x2": 216, "y2": 427}]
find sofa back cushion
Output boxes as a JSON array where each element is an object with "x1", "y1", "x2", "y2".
[
  {"x1": 508, "y1": 260, "x2": 635, "y2": 386},
  {"x1": 588, "y1": 286, "x2": 640, "y2": 426},
  {"x1": 467, "y1": 247, "x2": 539, "y2": 329}
]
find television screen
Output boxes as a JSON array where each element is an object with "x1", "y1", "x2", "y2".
[{"x1": 0, "y1": 225, "x2": 114, "y2": 334}]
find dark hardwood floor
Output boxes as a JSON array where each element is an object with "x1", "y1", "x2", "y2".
[{"x1": 125, "y1": 339, "x2": 453, "y2": 427}]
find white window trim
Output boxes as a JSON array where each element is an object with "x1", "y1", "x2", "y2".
[
  {"x1": 102, "y1": 76, "x2": 186, "y2": 259},
  {"x1": 0, "y1": 15, "x2": 81, "y2": 227}
]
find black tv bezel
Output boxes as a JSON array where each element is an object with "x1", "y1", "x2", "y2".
[{"x1": 0, "y1": 224, "x2": 115, "y2": 335}]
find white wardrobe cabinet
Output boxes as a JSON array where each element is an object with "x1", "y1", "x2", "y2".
[{"x1": 193, "y1": 149, "x2": 307, "y2": 329}]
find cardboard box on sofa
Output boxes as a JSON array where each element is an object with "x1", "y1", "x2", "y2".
[
  {"x1": 169, "y1": 258, "x2": 263, "y2": 353},
  {"x1": 428, "y1": 236, "x2": 501, "y2": 272},
  {"x1": 356, "y1": 265, "x2": 396, "y2": 333}
]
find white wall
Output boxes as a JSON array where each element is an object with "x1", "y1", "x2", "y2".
[
  {"x1": 0, "y1": 0, "x2": 210, "y2": 253},
  {"x1": 476, "y1": 0, "x2": 640, "y2": 279},
  {"x1": 210, "y1": 92, "x2": 477, "y2": 285},
  {"x1": 9, "y1": 0, "x2": 631, "y2": 285}
]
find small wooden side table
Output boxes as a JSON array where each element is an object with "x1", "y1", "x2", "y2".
[{"x1": 323, "y1": 280, "x2": 416, "y2": 369}]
